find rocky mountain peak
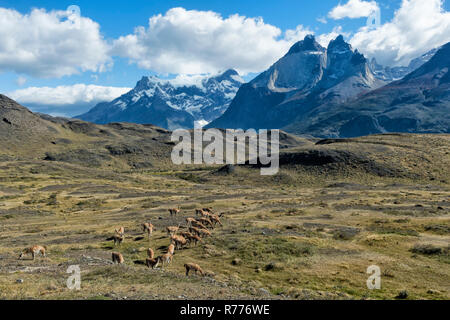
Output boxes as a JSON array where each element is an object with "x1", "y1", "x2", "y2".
[{"x1": 287, "y1": 35, "x2": 325, "y2": 55}]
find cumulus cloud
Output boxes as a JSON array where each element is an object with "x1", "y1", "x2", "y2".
[
  {"x1": 112, "y1": 7, "x2": 313, "y2": 75},
  {"x1": 0, "y1": 7, "x2": 111, "y2": 78},
  {"x1": 350, "y1": 0, "x2": 450, "y2": 66},
  {"x1": 8, "y1": 84, "x2": 130, "y2": 106},
  {"x1": 328, "y1": 0, "x2": 380, "y2": 20}
]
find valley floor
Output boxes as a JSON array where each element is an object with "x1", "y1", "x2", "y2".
[{"x1": 0, "y1": 156, "x2": 448, "y2": 300}]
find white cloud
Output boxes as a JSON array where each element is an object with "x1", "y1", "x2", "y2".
[
  {"x1": 112, "y1": 7, "x2": 313, "y2": 75},
  {"x1": 350, "y1": 0, "x2": 450, "y2": 66},
  {"x1": 329, "y1": 0, "x2": 379, "y2": 20},
  {"x1": 8, "y1": 84, "x2": 131, "y2": 106},
  {"x1": 0, "y1": 7, "x2": 111, "y2": 78}
]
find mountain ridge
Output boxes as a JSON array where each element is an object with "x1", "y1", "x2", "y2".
[{"x1": 77, "y1": 69, "x2": 244, "y2": 130}]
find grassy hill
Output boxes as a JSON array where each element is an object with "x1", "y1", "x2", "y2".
[{"x1": 0, "y1": 94, "x2": 448, "y2": 300}]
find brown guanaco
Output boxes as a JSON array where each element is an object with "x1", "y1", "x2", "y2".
[
  {"x1": 157, "y1": 252, "x2": 173, "y2": 269},
  {"x1": 168, "y1": 207, "x2": 180, "y2": 216},
  {"x1": 18, "y1": 245, "x2": 46, "y2": 260},
  {"x1": 143, "y1": 222, "x2": 155, "y2": 238},
  {"x1": 112, "y1": 252, "x2": 124, "y2": 264},
  {"x1": 184, "y1": 263, "x2": 205, "y2": 276}
]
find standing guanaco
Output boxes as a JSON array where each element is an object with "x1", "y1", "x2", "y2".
[
  {"x1": 170, "y1": 235, "x2": 187, "y2": 250},
  {"x1": 143, "y1": 222, "x2": 155, "y2": 238},
  {"x1": 112, "y1": 252, "x2": 124, "y2": 264},
  {"x1": 157, "y1": 252, "x2": 173, "y2": 269},
  {"x1": 168, "y1": 207, "x2": 180, "y2": 216},
  {"x1": 18, "y1": 245, "x2": 46, "y2": 260},
  {"x1": 166, "y1": 225, "x2": 180, "y2": 237}
]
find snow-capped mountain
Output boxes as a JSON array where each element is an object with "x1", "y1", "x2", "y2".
[
  {"x1": 208, "y1": 35, "x2": 384, "y2": 130},
  {"x1": 369, "y1": 48, "x2": 438, "y2": 82},
  {"x1": 77, "y1": 69, "x2": 244, "y2": 130}
]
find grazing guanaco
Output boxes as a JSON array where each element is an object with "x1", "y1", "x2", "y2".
[
  {"x1": 157, "y1": 252, "x2": 173, "y2": 269},
  {"x1": 166, "y1": 225, "x2": 180, "y2": 237},
  {"x1": 209, "y1": 214, "x2": 223, "y2": 227},
  {"x1": 195, "y1": 209, "x2": 209, "y2": 217},
  {"x1": 197, "y1": 217, "x2": 214, "y2": 229},
  {"x1": 115, "y1": 227, "x2": 125, "y2": 237},
  {"x1": 112, "y1": 252, "x2": 124, "y2": 264},
  {"x1": 189, "y1": 226, "x2": 211, "y2": 238},
  {"x1": 143, "y1": 222, "x2": 155, "y2": 238},
  {"x1": 196, "y1": 228, "x2": 211, "y2": 238},
  {"x1": 18, "y1": 245, "x2": 46, "y2": 260},
  {"x1": 179, "y1": 231, "x2": 193, "y2": 239},
  {"x1": 167, "y1": 243, "x2": 175, "y2": 255},
  {"x1": 184, "y1": 263, "x2": 205, "y2": 276},
  {"x1": 186, "y1": 234, "x2": 202, "y2": 246},
  {"x1": 191, "y1": 220, "x2": 208, "y2": 230},
  {"x1": 113, "y1": 234, "x2": 124, "y2": 246},
  {"x1": 168, "y1": 207, "x2": 180, "y2": 216}
]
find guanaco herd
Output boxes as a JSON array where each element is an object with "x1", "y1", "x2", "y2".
[{"x1": 18, "y1": 207, "x2": 223, "y2": 278}]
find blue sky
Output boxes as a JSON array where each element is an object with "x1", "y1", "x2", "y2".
[{"x1": 1, "y1": 0, "x2": 449, "y2": 116}]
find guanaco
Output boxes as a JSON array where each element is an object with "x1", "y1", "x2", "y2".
[
  {"x1": 115, "y1": 226, "x2": 125, "y2": 236},
  {"x1": 209, "y1": 215, "x2": 223, "y2": 227},
  {"x1": 166, "y1": 225, "x2": 180, "y2": 237},
  {"x1": 197, "y1": 217, "x2": 214, "y2": 229},
  {"x1": 179, "y1": 231, "x2": 193, "y2": 239},
  {"x1": 184, "y1": 263, "x2": 204, "y2": 276},
  {"x1": 170, "y1": 235, "x2": 187, "y2": 250},
  {"x1": 18, "y1": 245, "x2": 46, "y2": 260},
  {"x1": 196, "y1": 228, "x2": 211, "y2": 238},
  {"x1": 112, "y1": 252, "x2": 124, "y2": 264},
  {"x1": 157, "y1": 252, "x2": 173, "y2": 269},
  {"x1": 143, "y1": 222, "x2": 155, "y2": 238},
  {"x1": 168, "y1": 207, "x2": 180, "y2": 216},
  {"x1": 191, "y1": 220, "x2": 208, "y2": 230},
  {"x1": 186, "y1": 234, "x2": 202, "y2": 246},
  {"x1": 195, "y1": 209, "x2": 209, "y2": 217},
  {"x1": 147, "y1": 248, "x2": 155, "y2": 259}
]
